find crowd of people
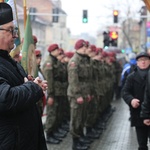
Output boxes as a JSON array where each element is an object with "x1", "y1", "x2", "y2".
[
  {"x1": 40, "y1": 39, "x2": 122, "y2": 150},
  {"x1": 2, "y1": 2, "x2": 150, "y2": 150}
]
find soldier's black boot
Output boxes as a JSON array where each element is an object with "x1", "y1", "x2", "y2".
[
  {"x1": 72, "y1": 138, "x2": 88, "y2": 150},
  {"x1": 86, "y1": 127, "x2": 100, "y2": 139},
  {"x1": 46, "y1": 132, "x2": 60, "y2": 144}
]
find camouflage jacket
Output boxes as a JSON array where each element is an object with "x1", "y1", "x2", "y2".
[{"x1": 67, "y1": 53, "x2": 91, "y2": 99}]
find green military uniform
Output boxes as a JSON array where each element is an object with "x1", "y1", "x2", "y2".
[
  {"x1": 43, "y1": 54, "x2": 58, "y2": 135},
  {"x1": 62, "y1": 62, "x2": 70, "y2": 122},
  {"x1": 83, "y1": 56, "x2": 96, "y2": 129},
  {"x1": 67, "y1": 52, "x2": 90, "y2": 138},
  {"x1": 54, "y1": 60, "x2": 68, "y2": 128}
]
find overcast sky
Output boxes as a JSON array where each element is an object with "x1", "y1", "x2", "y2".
[{"x1": 61, "y1": 0, "x2": 145, "y2": 36}]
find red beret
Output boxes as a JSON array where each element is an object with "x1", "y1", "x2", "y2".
[
  {"x1": 32, "y1": 35, "x2": 38, "y2": 44},
  {"x1": 96, "y1": 47, "x2": 103, "y2": 53},
  {"x1": 90, "y1": 45, "x2": 97, "y2": 52},
  {"x1": 35, "y1": 50, "x2": 41, "y2": 56},
  {"x1": 75, "y1": 39, "x2": 86, "y2": 50},
  {"x1": 102, "y1": 51, "x2": 108, "y2": 57},
  {"x1": 108, "y1": 52, "x2": 116, "y2": 57},
  {"x1": 65, "y1": 52, "x2": 74, "y2": 58},
  {"x1": 109, "y1": 57, "x2": 115, "y2": 62},
  {"x1": 22, "y1": 35, "x2": 38, "y2": 44},
  {"x1": 85, "y1": 41, "x2": 90, "y2": 47},
  {"x1": 48, "y1": 44, "x2": 59, "y2": 52},
  {"x1": 58, "y1": 48, "x2": 64, "y2": 54}
]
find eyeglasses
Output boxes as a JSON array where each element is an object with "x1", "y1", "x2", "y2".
[
  {"x1": 138, "y1": 58, "x2": 150, "y2": 62},
  {"x1": 0, "y1": 27, "x2": 18, "y2": 36}
]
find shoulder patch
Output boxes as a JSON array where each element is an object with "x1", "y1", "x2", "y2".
[
  {"x1": 70, "y1": 62, "x2": 76, "y2": 67},
  {"x1": 45, "y1": 62, "x2": 52, "y2": 69}
]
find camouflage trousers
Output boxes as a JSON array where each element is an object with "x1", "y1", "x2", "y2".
[
  {"x1": 85, "y1": 96, "x2": 98, "y2": 128},
  {"x1": 69, "y1": 97, "x2": 87, "y2": 138},
  {"x1": 45, "y1": 97, "x2": 58, "y2": 134}
]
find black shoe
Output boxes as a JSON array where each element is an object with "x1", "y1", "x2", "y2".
[
  {"x1": 58, "y1": 128, "x2": 68, "y2": 135},
  {"x1": 46, "y1": 136, "x2": 60, "y2": 144},
  {"x1": 61, "y1": 124, "x2": 69, "y2": 131},
  {"x1": 79, "y1": 137, "x2": 91, "y2": 144},
  {"x1": 53, "y1": 135, "x2": 63, "y2": 141},
  {"x1": 92, "y1": 128, "x2": 102, "y2": 135},
  {"x1": 72, "y1": 142, "x2": 88, "y2": 150},
  {"x1": 95, "y1": 123, "x2": 106, "y2": 130},
  {"x1": 86, "y1": 132, "x2": 100, "y2": 139},
  {"x1": 83, "y1": 136, "x2": 93, "y2": 142},
  {"x1": 53, "y1": 132, "x2": 66, "y2": 138}
]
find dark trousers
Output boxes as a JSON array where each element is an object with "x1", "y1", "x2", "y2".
[{"x1": 135, "y1": 126, "x2": 150, "y2": 150}]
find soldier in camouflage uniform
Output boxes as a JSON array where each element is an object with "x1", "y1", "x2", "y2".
[
  {"x1": 55, "y1": 49, "x2": 69, "y2": 132},
  {"x1": 109, "y1": 52, "x2": 122, "y2": 100},
  {"x1": 67, "y1": 39, "x2": 89, "y2": 150},
  {"x1": 84, "y1": 43, "x2": 100, "y2": 140},
  {"x1": 35, "y1": 49, "x2": 46, "y2": 116},
  {"x1": 43, "y1": 44, "x2": 63, "y2": 144},
  {"x1": 90, "y1": 47, "x2": 105, "y2": 131},
  {"x1": 61, "y1": 51, "x2": 74, "y2": 125},
  {"x1": 100, "y1": 52, "x2": 112, "y2": 118},
  {"x1": 102, "y1": 52, "x2": 115, "y2": 120}
]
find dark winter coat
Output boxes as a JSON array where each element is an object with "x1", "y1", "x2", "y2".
[
  {"x1": 122, "y1": 67, "x2": 147, "y2": 127},
  {"x1": 0, "y1": 50, "x2": 47, "y2": 150},
  {"x1": 141, "y1": 69, "x2": 150, "y2": 119}
]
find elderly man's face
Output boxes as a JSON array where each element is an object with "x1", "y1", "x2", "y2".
[
  {"x1": 0, "y1": 21, "x2": 18, "y2": 53},
  {"x1": 137, "y1": 56, "x2": 150, "y2": 70}
]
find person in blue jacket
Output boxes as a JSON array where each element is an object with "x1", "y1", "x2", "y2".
[{"x1": 121, "y1": 52, "x2": 137, "y2": 89}]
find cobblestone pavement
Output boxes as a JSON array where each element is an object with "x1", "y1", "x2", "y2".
[{"x1": 46, "y1": 99, "x2": 150, "y2": 150}]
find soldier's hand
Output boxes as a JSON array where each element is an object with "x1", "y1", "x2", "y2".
[
  {"x1": 131, "y1": 98, "x2": 140, "y2": 108},
  {"x1": 77, "y1": 97, "x2": 84, "y2": 104},
  {"x1": 41, "y1": 80, "x2": 48, "y2": 91},
  {"x1": 86, "y1": 95, "x2": 92, "y2": 102},
  {"x1": 47, "y1": 97, "x2": 54, "y2": 106},
  {"x1": 144, "y1": 119, "x2": 150, "y2": 126}
]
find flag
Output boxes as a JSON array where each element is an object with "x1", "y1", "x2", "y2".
[
  {"x1": 5, "y1": 0, "x2": 21, "y2": 58},
  {"x1": 21, "y1": 14, "x2": 37, "y2": 77}
]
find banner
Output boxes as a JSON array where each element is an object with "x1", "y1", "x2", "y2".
[{"x1": 21, "y1": 15, "x2": 37, "y2": 77}]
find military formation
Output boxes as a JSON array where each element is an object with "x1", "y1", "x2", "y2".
[{"x1": 40, "y1": 39, "x2": 122, "y2": 150}]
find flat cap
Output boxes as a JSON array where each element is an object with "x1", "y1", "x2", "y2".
[
  {"x1": 0, "y1": 3, "x2": 13, "y2": 25},
  {"x1": 48, "y1": 44, "x2": 59, "y2": 52},
  {"x1": 136, "y1": 52, "x2": 150, "y2": 60}
]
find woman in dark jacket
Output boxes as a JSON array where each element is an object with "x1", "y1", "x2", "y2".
[
  {"x1": 122, "y1": 52, "x2": 150, "y2": 150},
  {"x1": 0, "y1": 3, "x2": 48, "y2": 150}
]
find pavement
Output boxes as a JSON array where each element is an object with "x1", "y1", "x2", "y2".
[{"x1": 44, "y1": 99, "x2": 150, "y2": 150}]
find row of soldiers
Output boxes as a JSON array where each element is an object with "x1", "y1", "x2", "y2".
[{"x1": 41, "y1": 39, "x2": 122, "y2": 150}]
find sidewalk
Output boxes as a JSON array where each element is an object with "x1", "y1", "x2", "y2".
[{"x1": 46, "y1": 99, "x2": 143, "y2": 150}]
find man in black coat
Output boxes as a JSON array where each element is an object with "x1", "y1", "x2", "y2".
[
  {"x1": 0, "y1": 3, "x2": 48, "y2": 150},
  {"x1": 122, "y1": 52, "x2": 150, "y2": 150}
]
